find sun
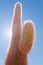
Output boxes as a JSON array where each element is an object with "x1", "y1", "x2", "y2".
[
  {"x1": 5, "y1": 28, "x2": 12, "y2": 38},
  {"x1": 7, "y1": 29, "x2": 12, "y2": 37}
]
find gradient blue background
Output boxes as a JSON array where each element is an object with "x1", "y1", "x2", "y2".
[{"x1": 0, "y1": 0, "x2": 43, "y2": 65}]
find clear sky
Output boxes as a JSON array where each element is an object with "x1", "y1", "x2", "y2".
[{"x1": 0, "y1": 0, "x2": 43, "y2": 65}]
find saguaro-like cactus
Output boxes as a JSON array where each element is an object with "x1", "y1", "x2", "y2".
[{"x1": 5, "y1": 2, "x2": 35, "y2": 65}]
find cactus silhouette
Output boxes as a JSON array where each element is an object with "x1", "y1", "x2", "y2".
[{"x1": 5, "y1": 2, "x2": 35, "y2": 65}]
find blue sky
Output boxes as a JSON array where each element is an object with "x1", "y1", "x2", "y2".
[{"x1": 0, "y1": 0, "x2": 43, "y2": 65}]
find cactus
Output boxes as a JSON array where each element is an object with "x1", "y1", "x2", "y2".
[{"x1": 5, "y1": 2, "x2": 35, "y2": 65}]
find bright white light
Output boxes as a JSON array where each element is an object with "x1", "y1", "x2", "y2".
[
  {"x1": 7, "y1": 29, "x2": 11, "y2": 37},
  {"x1": 5, "y1": 28, "x2": 12, "y2": 38}
]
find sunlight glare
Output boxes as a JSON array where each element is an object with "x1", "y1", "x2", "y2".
[{"x1": 6, "y1": 28, "x2": 12, "y2": 38}]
